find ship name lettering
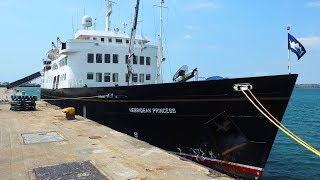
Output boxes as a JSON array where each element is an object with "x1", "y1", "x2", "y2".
[
  {"x1": 129, "y1": 108, "x2": 176, "y2": 114},
  {"x1": 152, "y1": 108, "x2": 176, "y2": 114}
]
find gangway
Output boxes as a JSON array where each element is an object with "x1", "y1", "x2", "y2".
[{"x1": 6, "y1": 72, "x2": 41, "y2": 89}]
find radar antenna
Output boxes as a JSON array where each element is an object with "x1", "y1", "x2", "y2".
[{"x1": 172, "y1": 65, "x2": 198, "y2": 82}]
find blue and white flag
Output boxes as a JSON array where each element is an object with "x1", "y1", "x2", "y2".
[{"x1": 288, "y1": 33, "x2": 306, "y2": 60}]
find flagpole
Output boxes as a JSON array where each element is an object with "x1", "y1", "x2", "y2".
[{"x1": 287, "y1": 25, "x2": 291, "y2": 74}]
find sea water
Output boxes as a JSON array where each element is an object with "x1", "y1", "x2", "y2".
[
  {"x1": 17, "y1": 87, "x2": 320, "y2": 179},
  {"x1": 263, "y1": 88, "x2": 320, "y2": 179},
  {"x1": 15, "y1": 87, "x2": 41, "y2": 100}
]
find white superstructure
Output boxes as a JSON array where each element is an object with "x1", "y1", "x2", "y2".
[{"x1": 41, "y1": 1, "x2": 159, "y2": 89}]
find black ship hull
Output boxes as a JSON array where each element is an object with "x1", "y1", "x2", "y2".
[{"x1": 41, "y1": 74, "x2": 298, "y2": 179}]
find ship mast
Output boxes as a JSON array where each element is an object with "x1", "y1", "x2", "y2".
[
  {"x1": 106, "y1": 0, "x2": 112, "y2": 31},
  {"x1": 156, "y1": 0, "x2": 164, "y2": 84},
  {"x1": 127, "y1": 0, "x2": 140, "y2": 86}
]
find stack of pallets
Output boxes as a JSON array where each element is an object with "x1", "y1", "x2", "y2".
[{"x1": 10, "y1": 95, "x2": 37, "y2": 111}]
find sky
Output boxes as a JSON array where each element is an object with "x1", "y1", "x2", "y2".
[{"x1": 0, "y1": 0, "x2": 320, "y2": 83}]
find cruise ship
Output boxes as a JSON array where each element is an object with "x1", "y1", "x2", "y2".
[{"x1": 40, "y1": 0, "x2": 298, "y2": 179}]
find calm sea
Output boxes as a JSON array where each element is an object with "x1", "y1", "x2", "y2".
[
  {"x1": 16, "y1": 87, "x2": 320, "y2": 179},
  {"x1": 263, "y1": 88, "x2": 320, "y2": 179}
]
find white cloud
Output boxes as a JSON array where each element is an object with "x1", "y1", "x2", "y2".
[
  {"x1": 184, "y1": 34, "x2": 192, "y2": 39},
  {"x1": 306, "y1": 1, "x2": 320, "y2": 7},
  {"x1": 184, "y1": 1, "x2": 220, "y2": 11},
  {"x1": 298, "y1": 36, "x2": 320, "y2": 48}
]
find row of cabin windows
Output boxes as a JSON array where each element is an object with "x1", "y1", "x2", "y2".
[
  {"x1": 88, "y1": 53, "x2": 118, "y2": 63},
  {"x1": 87, "y1": 73, "x2": 118, "y2": 82},
  {"x1": 125, "y1": 55, "x2": 151, "y2": 65},
  {"x1": 52, "y1": 57, "x2": 68, "y2": 71},
  {"x1": 93, "y1": 37, "x2": 142, "y2": 45},
  {"x1": 87, "y1": 72, "x2": 151, "y2": 83},
  {"x1": 125, "y1": 73, "x2": 151, "y2": 83},
  {"x1": 87, "y1": 53, "x2": 151, "y2": 65}
]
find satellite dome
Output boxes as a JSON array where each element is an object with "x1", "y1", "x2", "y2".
[{"x1": 82, "y1": 15, "x2": 92, "y2": 28}]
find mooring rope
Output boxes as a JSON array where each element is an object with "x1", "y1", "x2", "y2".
[{"x1": 242, "y1": 89, "x2": 320, "y2": 157}]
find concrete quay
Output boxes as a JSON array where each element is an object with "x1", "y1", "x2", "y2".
[{"x1": 0, "y1": 88, "x2": 231, "y2": 179}]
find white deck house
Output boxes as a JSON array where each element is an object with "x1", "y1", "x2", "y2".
[{"x1": 41, "y1": 29, "x2": 158, "y2": 89}]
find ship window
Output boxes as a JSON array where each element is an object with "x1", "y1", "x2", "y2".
[
  {"x1": 126, "y1": 40, "x2": 129, "y2": 44},
  {"x1": 113, "y1": 54, "x2": 118, "y2": 63},
  {"x1": 132, "y1": 74, "x2": 138, "y2": 82},
  {"x1": 104, "y1": 73, "x2": 110, "y2": 82},
  {"x1": 146, "y1": 57, "x2": 150, "y2": 65},
  {"x1": 101, "y1": 38, "x2": 105, "y2": 42},
  {"x1": 116, "y1": 39, "x2": 122, "y2": 43},
  {"x1": 87, "y1": 53, "x2": 94, "y2": 63},
  {"x1": 133, "y1": 55, "x2": 137, "y2": 64},
  {"x1": 105, "y1": 54, "x2": 110, "y2": 63},
  {"x1": 125, "y1": 55, "x2": 129, "y2": 64},
  {"x1": 146, "y1": 74, "x2": 151, "y2": 80},
  {"x1": 140, "y1": 56, "x2": 144, "y2": 65},
  {"x1": 52, "y1": 63, "x2": 58, "y2": 70},
  {"x1": 59, "y1": 57, "x2": 68, "y2": 67},
  {"x1": 139, "y1": 74, "x2": 144, "y2": 83},
  {"x1": 113, "y1": 73, "x2": 118, "y2": 82},
  {"x1": 61, "y1": 42, "x2": 66, "y2": 50},
  {"x1": 96, "y1": 73, "x2": 102, "y2": 82},
  {"x1": 93, "y1": 37, "x2": 97, "y2": 40},
  {"x1": 87, "y1": 73, "x2": 94, "y2": 80},
  {"x1": 96, "y1": 53, "x2": 102, "y2": 63},
  {"x1": 65, "y1": 57, "x2": 68, "y2": 65},
  {"x1": 108, "y1": 38, "x2": 112, "y2": 43},
  {"x1": 125, "y1": 73, "x2": 128, "y2": 82}
]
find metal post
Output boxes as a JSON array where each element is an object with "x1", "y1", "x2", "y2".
[
  {"x1": 83, "y1": 105, "x2": 86, "y2": 118},
  {"x1": 287, "y1": 26, "x2": 291, "y2": 74}
]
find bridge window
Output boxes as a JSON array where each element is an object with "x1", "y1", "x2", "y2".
[
  {"x1": 108, "y1": 38, "x2": 112, "y2": 43},
  {"x1": 96, "y1": 73, "x2": 102, "y2": 82},
  {"x1": 139, "y1": 74, "x2": 144, "y2": 83},
  {"x1": 113, "y1": 54, "x2": 118, "y2": 63},
  {"x1": 125, "y1": 73, "x2": 128, "y2": 82},
  {"x1": 146, "y1": 57, "x2": 150, "y2": 65},
  {"x1": 133, "y1": 55, "x2": 137, "y2": 64},
  {"x1": 126, "y1": 39, "x2": 129, "y2": 44},
  {"x1": 96, "y1": 53, "x2": 102, "y2": 63},
  {"x1": 132, "y1": 74, "x2": 138, "y2": 82},
  {"x1": 87, "y1": 53, "x2": 94, "y2": 63},
  {"x1": 105, "y1": 54, "x2": 110, "y2": 63},
  {"x1": 140, "y1": 56, "x2": 144, "y2": 65},
  {"x1": 113, "y1": 73, "x2": 118, "y2": 82},
  {"x1": 125, "y1": 55, "x2": 129, "y2": 64},
  {"x1": 87, "y1": 73, "x2": 94, "y2": 80},
  {"x1": 61, "y1": 42, "x2": 66, "y2": 50},
  {"x1": 101, "y1": 38, "x2": 105, "y2": 42},
  {"x1": 146, "y1": 74, "x2": 151, "y2": 80},
  {"x1": 116, "y1": 39, "x2": 122, "y2": 43},
  {"x1": 104, "y1": 73, "x2": 110, "y2": 82}
]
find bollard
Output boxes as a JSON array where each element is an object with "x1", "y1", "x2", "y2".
[{"x1": 62, "y1": 107, "x2": 76, "y2": 120}]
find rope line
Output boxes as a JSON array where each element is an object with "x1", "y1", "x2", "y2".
[
  {"x1": 247, "y1": 90, "x2": 318, "y2": 153},
  {"x1": 242, "y1": 89, "x2": 320, "y2": 157}
]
